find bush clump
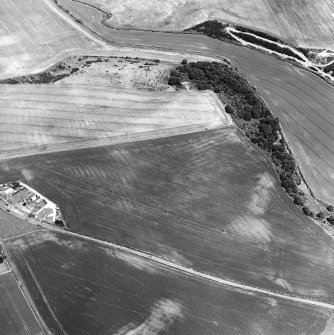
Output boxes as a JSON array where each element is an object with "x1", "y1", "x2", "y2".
[
  {"x1": 302, "y1": 206, "x2": 313, "y2": 217},
  {"x1": 294, "y1": 196, "x2": 304, "y2": 206},
  {"x1": 327, "y1": 216, "x2": 334, "y2": 225},
  {"x1": 168, "y1": 76, "x2": 181, "y2": 86}
]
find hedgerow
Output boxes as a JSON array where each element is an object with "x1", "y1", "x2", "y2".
[{"x1": 168, "y1": 60, "x2": 301, "y2": 199}]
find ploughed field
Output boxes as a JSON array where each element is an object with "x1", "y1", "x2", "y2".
[
  {"x1": 4, "y1": 230, "x2": 334, "y2": 335},
  {"x1": 0, "y1": 0, "x2": 102, "y2": 78},
  {"x1": 0, "y1": 84, "x2": 229, "y2": 159},
  {"x1": 69, "y1": 0, "x2": 334, "y2": 48},
  {"x1": 55, "y1": 0, "x2": 334, "y2": 204},
  {"x1": 0, "y1": 272, "x2": 43, "y2": 335},
  {"x1": 2, "y1": 128, "x2": 334, "y2": 304}
]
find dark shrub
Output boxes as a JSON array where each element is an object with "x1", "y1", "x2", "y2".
[
  {"x1": 181, "y1": 59, "x2": 188, "y2": 65},
  {"x1": 170, "y1": 70, "x2": 180, "y2": 77},
  {"x1": 327, "y1": 205, "x2": 334, "y2": 212},
  {"x1": 302, "y1": 206, "x2": 312, "y2": 216}
]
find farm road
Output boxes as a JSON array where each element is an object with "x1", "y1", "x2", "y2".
[{"x1": 33, "y1": 222, "x2": 334, "y2": 311}]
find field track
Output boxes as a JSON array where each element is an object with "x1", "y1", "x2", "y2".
[
  {"x1": 21, "y1": 219, "x2": 334, "y2": 311},
  {"x1": 56, "y1": 0, "x2": 334, "y2": 204},
  {"x1": 0, "y1": 84, "x2": 230, "y2": 159}
]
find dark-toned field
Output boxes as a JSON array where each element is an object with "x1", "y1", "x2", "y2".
[
  {"x1": 57, "y1": 0, "x2": 334, "y2": 204},
  {"x1": 2, "y1": 128, "x2": 334, "y2": 304},
  {"x1": 5, "y1": 229, "x2": 334, "y2": 335},
  {"x1": 0, "y1": 272, "x2": 43, "y2": 335}
]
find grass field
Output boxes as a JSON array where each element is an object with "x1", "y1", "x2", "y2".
[
  {"x1": 0, "y1": 272, "x2": 43, "y2": 335},
  {"x1": 2, "y1": 128, "x2": 334, "y2": 304},
  {"x1": 4, "y1": 229, "x2": 334, "y2": 335},
  {"x1": 0, "y1": 209, "x2": 43, "y2": 240},
  {"x1": 0, "y1": 84, "x2": 230, "y2": 159},
  {"x1": 0, "y1": 0, "x2": 102, "y2": 78},
  {"x1": 69, "y1": 0, "x2": 334, "y2": 48},
  {"x1": 53, "y1": 1, "x2": 334, "y2": 204}
]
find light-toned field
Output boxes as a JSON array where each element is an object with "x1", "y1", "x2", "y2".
[
  {"x1": 0, "y1": 84, "x2": 231, "y2": 159},
  {"x1": 77, "y1": 0, "x2": 334, "y2": 48},
  {"x1": 0, "y1": 0, "x2": 102, "y2": 78}
]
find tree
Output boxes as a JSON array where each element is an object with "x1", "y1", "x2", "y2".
[
  {"x1": 259, "y1": 123, "x2": 272, "y2": 138},
  {"x1": 225, "y1": 105, "x2": 235, "y2": 114},
  {"x1": 251, "y1": 104, "x2": 262, "y2": 119},
  {"x1": 316, "y1": 212, "x2": 325, "y2": 220},
  {"x1": 327, "y1": 205, "x2": 334, "y2": 212},
  {"x1": 181, "y1": 59, "x2": 188, "y2": 65},
  {"x1": 243, "y1": 111, "x2": 251, "y2": 121}
]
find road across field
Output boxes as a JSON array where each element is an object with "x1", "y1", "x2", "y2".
[
  {"x1": 20, "y1": 218, "x2": 334, "y2": 311},
  {"x1": 57, "y1": 0, "x2": 334, "y2": 204}
]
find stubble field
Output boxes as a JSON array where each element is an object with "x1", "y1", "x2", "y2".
[
  {"x1": 4, "y1": 229, "x2": 334, "y2": 335},
  {"x1": 54, "y1": 0, "x2": 334, "y2": 204},
  {"x1": 68, "y1": 0, "x2": 334, "y2": 48},
  {"x1": 2, "y1": 128, "x2": 334, "y2": 304},
  {"x1": 0, "y1": 84, "x2": 230, "y2": 159}
]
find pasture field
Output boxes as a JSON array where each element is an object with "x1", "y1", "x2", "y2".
[
  {"x1": 4, "y1": 230, "x2": 334, "y2": 335},
  {"x1": 2, "y1": 128, "x2": 334, "y2": 303},
  {"x1": 58, "y1": 57, "x2": 174, "y2": 90},
  {"x1": 0, "y1": 84, "x2": 230, "y2": 159},
  {"x1": 0, "y1": 0, "x2": 103, "y2": 78},
  {"x1": 0, "y1": 272, "x2": 43, "y2": 335},
  {"x1": 65, "y1": 0, "x2": 334, "y2": 48},
  {"x1": 53, "y1": 1, "x2": 334, "y2": 204}
]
